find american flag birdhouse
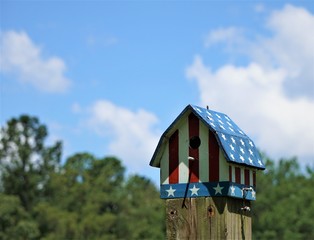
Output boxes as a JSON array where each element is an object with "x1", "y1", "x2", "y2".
[{"x1": 150, "y1": 105, "x2": 265, "y2": 200}]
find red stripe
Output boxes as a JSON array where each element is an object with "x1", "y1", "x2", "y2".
[
  {"x1": 188, "y1": 113, "x2": 199, "y2": 183},
  {"x1": 235, "y1": 167, "x2": 241, "y2": 184},
  {"x1": 208, "y1": 130, "x2": 219, "y2": 182},
  {"x1": 245, "y1": 169, "x2": 250, "y2": 185},
  {"x1": 169, "y1": 130, "x2": 179, "y2": 184},
  {"x1": 253, "y1": 171, "x2": 256, "y2": 187},
  {"x1": 229, "y1": 165, "x2": 232, "y2": 182}
]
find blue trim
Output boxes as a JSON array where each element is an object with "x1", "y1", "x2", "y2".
[{"x1": 160, "y1": 182, "x2": 256, "y2": 201}]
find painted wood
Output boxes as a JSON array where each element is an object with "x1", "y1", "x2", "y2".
[
  {"x1": 188, "y1": 113, "x2": 199, "y2": 182},
  {"x1": 199, "y1": 121, "x2": 209, "y2": 182},
  {"x1": 166, "y1": 197, "x2": 251, "y2": 240},
  {"x1": 208, "y1": 130, "x2": 219, "y2": 182},
  {"x1": 178, "y1": 119, "x2": 189, "y2": 183},
  {"x1": 169, "y1": 130, "x2": 179, "y2": 184}
]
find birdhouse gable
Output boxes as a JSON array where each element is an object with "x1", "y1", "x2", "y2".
[{"x1": 150, "y1": 104, "x2": 265, "y2": 170}]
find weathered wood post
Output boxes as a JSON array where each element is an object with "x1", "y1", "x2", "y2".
[{"x1": 149, "y1": 104, "x2": 265, "y2": 239}]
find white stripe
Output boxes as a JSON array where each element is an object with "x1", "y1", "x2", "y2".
[
  {"x1": 249, "y1": 169, "x2": 253, "y2": 186},
  {"x1": 179, "y1": 119, "x2": 189, "y2": 183},
  {"x1": 199, "y1": 122, "x2": 209, "y2": 182},
  {"x1": 240, "y1": 168, "x2": 245, "y2": 184},
  {"x1": 219, "y1": 149, "x2": 229, "y2": 181},
  {"x1": 160, "y1": 141, "x2": 169, "y2": 184}
]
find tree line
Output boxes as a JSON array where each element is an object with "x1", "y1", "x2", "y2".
[{"x1": 0, "y1": 115, "x2": 313, "y2": 239}]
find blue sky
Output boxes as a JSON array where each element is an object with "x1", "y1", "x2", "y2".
[{"x1": 1, "y1": 0, "x2": 313, "y2": 184}]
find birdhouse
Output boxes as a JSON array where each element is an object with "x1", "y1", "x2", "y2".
[{"x1": 150, "y1": 104, "x2": 265, "y2": 201}]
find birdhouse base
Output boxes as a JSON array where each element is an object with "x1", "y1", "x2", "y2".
[{"x1": 166, "y1": 197, "x2": 251, "y2": 240}]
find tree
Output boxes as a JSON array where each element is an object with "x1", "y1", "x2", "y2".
[
  {"x1": 0, "y1": 193, "x2": 40, "y2": 240},
  {"x1": 0, "y1": 115, "x2": 62, "y2": 211},
  {"x1": 252, "y1": 155, "x2": 314, "y2": 239},
  {"x1": 125, "y1": 175, "x2": 165, "y2": 239}
]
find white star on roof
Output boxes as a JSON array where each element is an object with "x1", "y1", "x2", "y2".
[
  {"x1": 230, "y1": 144, "x2": 235, "y2": 151},
  {"x1": 249, "y1": 149, "x2": 254, "y2": 156},
  {"x1": 221, "y1": 134, "x2": 226, "y2": 141},
  {"x1": 189, "y1": 185, "x2": 200, "y2": 196},
  {"x1": 166, "y1": 186, "x2": 176, "y2": 197},
  {"x1": 231, "y1": 137, "x2": 236, "y2": 144},
  {"x1": 213, "y1": 183, "x2": 224, "y2": 195},
  {"x1": 227, "y1": 121, "x2": 232, "y2": 127},
  {"x1": 249, "y1": 157, "x2": 253, "y2": 164},
  {"x1": 220, "y1": 125, "x2": 226, "y2": 130},
  {"x1": 230, "y1": 153, "x2": 235, "y2": 160},
  {"x1": 229, "y1": 127, "x2": 235, "y2": 132},
  {"x1": 240, "y1": 139, "x2": 245, "y2": 146},
  {"x1": 240, "y1": 147, "x2": 245, "y2": 154},
  {"x1": 249, "y1": 141, "x2": 253, "y2": 147},
  {"x1": 240, "y1": 155, "x2": 245, "y2": 162},
  {"x1": 258, "y1": 160, "x2": 263, "y2": 166},
  {"x1": 207, "y1": 116, "x2": 214, "y2": 122}
]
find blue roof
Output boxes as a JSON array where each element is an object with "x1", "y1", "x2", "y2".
[{"x1": 150, "y1": 104, "x2": 265, "y2": 170}]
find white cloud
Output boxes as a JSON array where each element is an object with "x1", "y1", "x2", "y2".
[
  {"x1": 204, "y1": 27, "x2": 244, "y2": 49},
  {"x1": 0, "y1": 30, "x2": 71, "y2": 93},
  {"x1": 187, "y1": 4, "x2": 314, "y2": 163},
  {"x1": 85, "y1": 100, "x2": 160, "y2": 172},
  {"x1": 252, "y1": 4, "x2": 314, "y2": 99}
]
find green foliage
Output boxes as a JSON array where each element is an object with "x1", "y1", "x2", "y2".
[
  {"x1": 0, "y1": 115, "x2": 62, "y2": 211},
  {"x1": 0, "y1": 194, "x2": 40, "y2": 240},
  {"x1": 1, "y1": 115, "x2": 314, "y2": 239},
  {"x1": 252, "y1": 155, "x2": 314, "y2": 240}
]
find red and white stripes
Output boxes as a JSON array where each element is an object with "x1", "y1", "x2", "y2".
[{"x1": 160, "y1": 112, "x2": 256, "y2": 187}]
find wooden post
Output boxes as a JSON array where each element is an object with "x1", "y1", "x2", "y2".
[{"x1": 166, "y1": 197, "x2": 251, "y2": 240}]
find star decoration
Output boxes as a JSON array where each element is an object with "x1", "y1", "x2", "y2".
[
  {"x1": 249, "y1": 149, "x2": 253, "y2": 155},
  {"x1": 251, "y1": 189, "x2": 256, "y2": 199},
  {"x1": 213, "y1": 183, "x2": 224, "y2": 195},
  {"x1": 208, "y1": 116, "x2": 214, "y2": 122},
  {"x1": 240, "y1": 147, "x2": 245, "y2": 154},
  {"x1": 230, "y1": 185, "x2": 236, "y2": 195},
  {"x1": 221, "y1": 134, "x2": 226, "y2": 141},
  {"x1": 166, "y1": 186, "x2": 176, "y2": 197},
  {"x1": 230, "y1": 144, "x2": 235, "y2": 151},
  {"x1": 189, "y1": 185, "x2": 200, "y2": 196},
  {"x1": 190, "y1": 105, "x2": 264, "y2": 170}
]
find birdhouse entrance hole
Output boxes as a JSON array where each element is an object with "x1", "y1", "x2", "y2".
[{"x1": 189, "y1": 136, "x2": 201, "y2": 149}]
